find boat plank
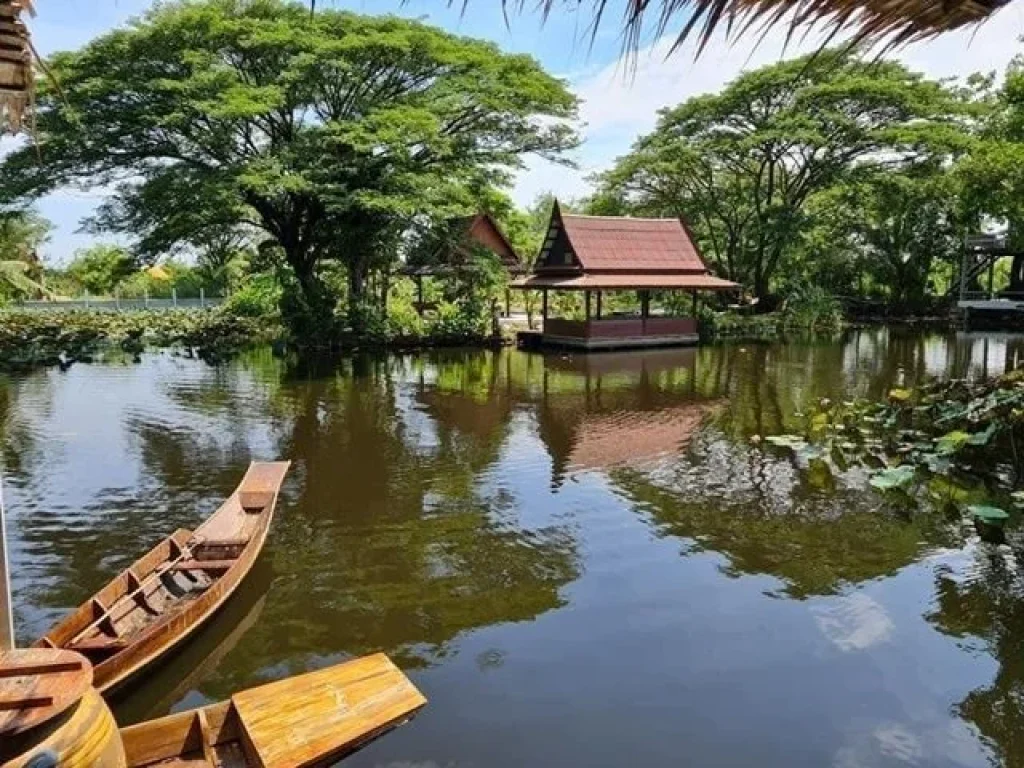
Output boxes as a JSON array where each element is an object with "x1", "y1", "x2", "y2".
[{"x1": 232, "y1": 653, "x2": 427, "y2": 767}]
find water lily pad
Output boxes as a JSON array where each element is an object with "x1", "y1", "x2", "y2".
[
  {"x1": 966, "y1": 423, "x2": 997, "y2": 446},
  {"x1": 765, "y1": 434, "x2": 806, "y2": 450},
  {"x1": 870, "y1": 464, "x2": 916, "y2": 491},
  {"x1": 936, "y1": 430, "x2": 970, "y2": 455},
  {"x1": 968, "y1": 504, "x2": 1010, "y2": 524}
]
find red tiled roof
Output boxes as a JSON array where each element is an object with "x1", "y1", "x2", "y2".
[
  {"x1": 561, "y1": 214, "x2": 707, "y2": 272},
  {"x1": 512, "y1": 274, "x2": 738, "y2": 291}
]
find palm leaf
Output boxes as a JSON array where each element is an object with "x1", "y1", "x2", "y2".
[
  {"x1": 0, "y1": 259, "x2": 53, "y2": 298},
  {"x1": 486, "y1": 0, "x2": 1007, "y2": 54}
]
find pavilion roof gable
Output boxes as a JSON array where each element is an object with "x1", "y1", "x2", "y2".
[{"x1": 561, "y1": 213, "x2": 709, "y2": 273}]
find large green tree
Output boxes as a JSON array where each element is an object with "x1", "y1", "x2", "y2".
[
  {"x1": 797, "y1": 163, "x2": 965, "y2": 305},
  {"x1": 598, "y1": 50, "x2": 962, "y2": 299},
  {"x1": 2, "y1": 0, "x2": 577, "y2": 333}
]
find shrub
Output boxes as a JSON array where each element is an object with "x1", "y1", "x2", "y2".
[
  {"x1": 223, "y1": 273, "x2": 281, "y2": 318},
  {"x1": 386, "y1": 297, "x2": 425, "y2": 340},
  {"x1": 783, "y1": 284, "x2": 844, "y2": 330}
]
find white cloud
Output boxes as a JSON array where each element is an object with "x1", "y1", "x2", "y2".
[
  {"x1": 512, "y1": 10, "x2": 1024, "y2": 207},
  {"x1": 812, "y1": 592, "x2": 895, "y2": 652}
]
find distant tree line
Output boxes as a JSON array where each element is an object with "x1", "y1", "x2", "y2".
[{"x1": 1, "y1": 0, "x2": 1022, "y2": 336}]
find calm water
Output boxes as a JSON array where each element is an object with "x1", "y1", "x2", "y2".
[{"x1": 5, "y1": 328, "x2": 1024, "y2": 767}]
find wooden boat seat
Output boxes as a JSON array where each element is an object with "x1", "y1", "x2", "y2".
[
  {"x1": 170, "y1": 560, "x2": 236, "y2": 573},
  {"x1": 68, "y1": 636, "x2": 128, "y2": 653},
  {"x1": 238, "y1": 463, "x2": 286, "y2": 511},
  {"x1": 230, "y1": 653, "x2": 428, "y2": 767},
  {"x1": 196, "y1": 538, "x2": 248, "y2": 549}
]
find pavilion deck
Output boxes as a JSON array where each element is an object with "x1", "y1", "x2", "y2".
[{"x1": 539, "y1": 316, "x2": 698, "y2": 350}]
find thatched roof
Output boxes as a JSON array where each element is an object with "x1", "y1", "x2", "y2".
[
  {"x1": 0, "y1": 0, "x2": 33, "y2": 134},
  {"x1": 502, "y1": 0, "x2": 1008, "y2": 53}
]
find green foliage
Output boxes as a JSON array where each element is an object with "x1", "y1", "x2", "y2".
[
  {"x1": 0, "y1": 209, "x2": 52, "y2": 300},
  {"x1": 597, "y1": 48, "x2": 968, "y2": 300},
  {"x1": 870, "y1": 465, "x2": 917, "y2": 491},
  {"x1": 758, "y1": 370, "x2": 1024, "y2": 529},
  {"x1": 0, "y1": 308, "x2": 276, "y2": 369},
  {"x1": 223, "y1": 273, "x2": 282, "y2": 318},
  {"x1": 66, "y1": 245, "x2": 136, "y2": 295},
  {"x1": 7, "y1": 0, "x2": 578, "y2": 338},
  {"x1": 782, "y1": 284, "x2": 843, "y2": 330}
]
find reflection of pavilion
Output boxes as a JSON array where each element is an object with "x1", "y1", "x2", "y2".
[{"x1": 530, "y1": 348, "x2": 719, "y2": 483}]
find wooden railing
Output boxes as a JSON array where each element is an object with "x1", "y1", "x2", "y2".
[{"x1": 543, "y1": 317, "x2": 697, "y2": 338}]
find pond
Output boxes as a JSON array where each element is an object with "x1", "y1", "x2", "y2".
[{"x1": 4, "y1": 327, "x2": 1024, "y2": 767}]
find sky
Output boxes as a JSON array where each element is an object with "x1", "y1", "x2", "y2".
[{"x1": 11, "y1": 0, "x2": 1024, "y2": 264}]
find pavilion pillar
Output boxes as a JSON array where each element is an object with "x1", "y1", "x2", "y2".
[
  {"x1": 505, "y1": 287, "x2": 511, "y2": 318},
  {"x1": 691, "y1": 291, "x2": 697, "y2": 317},
  {"x1": 596, "y1": 291, "x2": 603, "y2": 320},
  {"x1": 640, "y1": 290, "x2": 650, "y2": 333},
  {"x1": 416, "y1": 275, "x2": 424, "y2": 316},
  {"x1": 988, "y1": 259, "x2": 996, "y2": 298},
  {"x1": 542, "y1": 289, "x2": 549, "y2": 324},
  {"x1": 585, "y1": 290, "x2": 592, "y2": 322}
]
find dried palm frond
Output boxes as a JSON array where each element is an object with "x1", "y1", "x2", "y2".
[
  {"x1": 493, "y1": 0, "x2": 1009, "y2": 55},
  {"x1": 0, "y1": 0, "x2": 33, "y2": 135}
]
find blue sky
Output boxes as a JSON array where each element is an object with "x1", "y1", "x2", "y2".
[{"x1": 12, "y1": 0, "x2": 1024, "y2": 263}]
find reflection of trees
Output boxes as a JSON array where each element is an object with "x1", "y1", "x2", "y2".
[
  {"x1": 609, "y1": 435, "x2": 943, "y2": 597},
  {"x1": 926, "y1": 540, "x2": 1024, "y2": 767},
  {"x1": 240, "y1": 354, "x2": 578, "y2": 677},
  {"x1": 102, "y1": 351, "x2": 580, "y2": 697}
]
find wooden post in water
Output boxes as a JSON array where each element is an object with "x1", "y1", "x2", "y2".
[{"x1": 0, "y1": 472, "x2": 14, "y2": 651}]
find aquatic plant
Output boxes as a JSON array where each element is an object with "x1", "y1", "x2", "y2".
[
  {"x1": 759, "y1": 370, "x2": 1024, "y2": 528},
  {"x1": 0, "y1": 309, "x2": 275, "y2": 369}
]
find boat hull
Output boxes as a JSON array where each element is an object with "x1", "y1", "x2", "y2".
[{"x1": 35, "y1": 462, "x2": 290, "y2": 695}]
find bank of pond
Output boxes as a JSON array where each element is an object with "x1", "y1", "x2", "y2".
[{"x1": 0, "y1": 302, "x2": 849, "y2": 371}]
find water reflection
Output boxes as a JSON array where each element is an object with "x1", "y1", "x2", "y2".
[{"x1": 2, "y1": 328, "x2": 1024, "y2": 766}]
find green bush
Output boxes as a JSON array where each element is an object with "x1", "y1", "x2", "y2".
[
  {"x1": 0, "y1": 308, "x2": 276, "y2": 369},
  {"x1": 783, "y1": 284, "x2": 844, "y2": 330},
  {"x1": 223, "y1": 273, "x2": 281, "y2": 318},
  {"x1": 386, "y1": 297, "x2": 425, "y2": 340}
]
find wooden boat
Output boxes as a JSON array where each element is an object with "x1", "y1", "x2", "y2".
[
  {"x1": 2, "y1": 649, "x2": 426, "y2": 768},
  {"x1": 34, "y1": 462, "x2": 290, "y2": 695},
  {"x1": 112, "y1": 562, "x2": 272, "y2": 725},
  {"x1": 119, "y1": 653, "x2": 427, "y2": 768},
  {"x1": 0, "y1": 648, "x2": 127, "y2": 768}
]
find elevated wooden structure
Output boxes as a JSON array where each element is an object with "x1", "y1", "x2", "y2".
[
  {"x1": 957, "y1": 233, "x2": 1024, "y2": 326},
  {"x1": 512, "y1": 203, "x2": 737, "y2": 350},
  {"x1": 402, "y1": 213, "x2": 523, "y2": 316},
  {"x1": 36, "y1": 462, "x2": 290, "y2": 695}
]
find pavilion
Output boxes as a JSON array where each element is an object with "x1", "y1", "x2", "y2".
[{"x1": 513, "y1": 202, "x2": 737, "y2": 350}]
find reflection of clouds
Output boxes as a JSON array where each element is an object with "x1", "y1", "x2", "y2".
[
  {"x1": 814, "y1": 593, "x2": 894, "y2": 653},
  {"x1": 833, "y1": 720, "x2": 990, "y2": 768}
]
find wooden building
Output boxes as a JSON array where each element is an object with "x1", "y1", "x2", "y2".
[
  {"x1": 402, "y1": 213, "x2": 523, "y2": 315},
  {"x1": 513, "y1": 202, "x2": 737, "y2": 350}
]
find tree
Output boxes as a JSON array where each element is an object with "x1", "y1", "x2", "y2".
[
  {"x1": 798, "y1": 163, "x2": 965, "y2": 305},
  {"x1": 0, "y1": 209, "x2": 52, "y2": 300},
  {"x1": 3, "y1": 0, "x2": 578, "y2": 336},
  {"x1": 597, "y1": 50, "x2": 963, "y2": 299},
  {"x1": 66, "y1": 244, "x2": 136, "y2": 295}
]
